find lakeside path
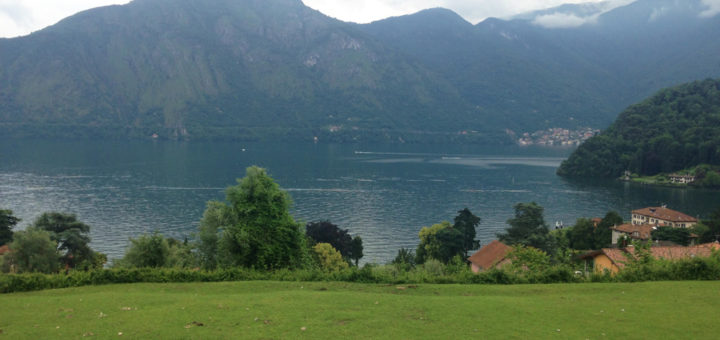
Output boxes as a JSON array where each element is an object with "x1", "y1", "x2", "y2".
[{"x1": 1, "y1": 280, "x2": 718, "y2": 339}]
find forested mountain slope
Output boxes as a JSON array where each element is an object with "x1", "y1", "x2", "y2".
[
  {"x1": 1, "y1": 0, "x2": 720, "y2": 142},
  {"x1": 557, "y1": 79, "x2": 720, "y2": 178}
]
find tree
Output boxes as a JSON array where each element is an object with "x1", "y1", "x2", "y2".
[
  {"x1": 567, "y1": 218, "x2": 595, "y2": 250},
  {"x1": 313, "y1": 243, "x2": 349, "y2": 272},
  {"x1": 506, "y1": 245, "x2": 550, "y2": 274},
  {"x1": 2, "y1": 228, "x2": 59, "y2": 273},
  {"x1": 199, "y1": 166, "x2": 308, "y2": 269},
  {"x1": 33, "y1": 212, "x2": 103, "y2": 269},
  {"x1": 119, "y1": 233, "x2": 170, "y2": 268},
  {"x1": 453, "y1": 208, "x2": 481, "y2": 256},
  {"x1": 349, "y1": 236, "x2": 363, "y2": 267},
  {"x1": 651, "y1": 227, "x2": 691, "y2": 246},
  {"x1": 392, "y1": 247, "x2": 416, "y2": 270},
  {"x1": 166, "y1": 237, "x2": 196, "y2": 268},
  {"x1": 594, "y1": 211, "x2": 623, "y2": 249},
  {"x1": 0, "y1": 209, "x2": 20, "y2": 246},
  {"x1": 698, "y1": 206, "x2": 720, "y2": 243},
  {"x1": 416, "y1": 221, "x2": 464, "y2": 264},
  {"x1": 306, "y1": 221, "x2": 352, "y2": 257},
  {"x1": 196, "y1": 201, "x2": 228, "y2": 269},
  {"x1": 497, "y1": 202, "x2": 552, "y2": 252}
]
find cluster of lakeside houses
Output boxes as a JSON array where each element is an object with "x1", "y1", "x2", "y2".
[
  {"x1": 468, "y1": 206, "x2": 718, "y2": 274},
  {"x1": 516, "y1": 127, "x2": 599, "y2": 146}
]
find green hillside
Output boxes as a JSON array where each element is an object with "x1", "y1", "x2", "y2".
[
  {"x1": 557, "y1": 78, "x2": 720, "y2": 178},
  {"x1": 1, "y1": 0, "x2": 720, "y2": 142},
  {"x1": 0, "y1": 0, "x2": 478, "y2": 142},
  {"x1": 1, "y1": 281, "x2": 719, "y2": 339}
]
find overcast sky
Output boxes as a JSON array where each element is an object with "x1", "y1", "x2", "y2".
[{"x1": 1, "y1": 0, "x2": 719, "y2": 38}]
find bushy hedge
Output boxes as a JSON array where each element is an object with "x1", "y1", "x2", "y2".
[{"x1": 2, "y1": 253, "x2": 720, "y2": 294}]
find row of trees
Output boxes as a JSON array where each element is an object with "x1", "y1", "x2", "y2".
[
  {"x1": 397, "y1": 201, "x2": 720, "y2": 269},
  {"x1": 1, "y1": 167, "x2": 364, "y2": 274},
  {"x1": 117, "y1": 166, "x2": 363, "y2": 272},
  {"x1": 5, "y1": 166, "x2": 720, "y2": 274},
  {"x1": 0, "y1": 210, "x2": 105, "y2": 273}
]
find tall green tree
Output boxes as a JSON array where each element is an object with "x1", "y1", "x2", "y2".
[
  {"x1": 196, "y1": 201, "x2": 228, "y2": 269},
  {"x1": 33, "y1": 212, "x2": 102, "y2": 269},
  {"x1": 199, "y1": 166, "x2": 309, "y2": 269},
  {"x1": 350, "y1": 236, "x2": 364, "y2": 267},
  {"x1": 497, "y1": 202, "x2": 552, "y2": 252},
  {"x1": 0, "y1": 209, "x2": 20, "y2": 246},
  {"x1": 568, "y1": 218, "x2": 595, "y2": 250},
  {"x1": 453, "y1": 208, "x2": 481, "y2": 256},
  {"x1": 594, "y1": 211, "x2": 623, "y2": 248},
  {"x1": 2, "y1": 228, "x2": 59, "y2": 273},
  {"x1": 699, "y1": 206, "x2": 720, "y2": 243}
]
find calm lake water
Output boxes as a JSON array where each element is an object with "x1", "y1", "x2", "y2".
[{"x1": 1, "y1": 139, "x2": 719, "y2": 263}]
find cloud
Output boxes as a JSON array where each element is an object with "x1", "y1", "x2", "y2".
[
  {"x1": 0, "y1": 0, "x2": 130, "y2": 38},
  {"x1": 649, "y1": 6, "x2": 670, "y2": 22},
  {"x1": 0, "y1": 1, "x2": 36, "y2": 36},
  {"x1": 302, "y1": 0, "x2": 618, "y2": 24},
  {"x1": 700, "y1": 0, "x2": 720, "y2": 18},
  {"x1": 532, "y1": 13, "x2": 593, "y2": 28},
  {"x1": 530, "y1": 0, "x2": 636, "y2": 29}
]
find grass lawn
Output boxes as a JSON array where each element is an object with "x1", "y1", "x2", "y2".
[{"x1": 1, "y1": 280, "x2": 719, "y2": 339}]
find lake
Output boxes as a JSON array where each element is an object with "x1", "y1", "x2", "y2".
[{"x1": 1, "y1": 139, "x2": 719, "y2": 263}]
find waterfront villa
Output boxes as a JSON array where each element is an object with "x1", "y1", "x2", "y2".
[
  {"x1": 669, "y1": 173, "x2": 695, "y2": 184},
  {"x1": 631, "y1": 206, "x2": 697, "y2": 228}
]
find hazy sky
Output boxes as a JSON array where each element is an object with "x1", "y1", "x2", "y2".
[
  {"x1": 1, "y1": 0, "x2": 718, "y2": 38},
  {"x1": 0, "y1": 0, "x2": 616, "y2": 38}
]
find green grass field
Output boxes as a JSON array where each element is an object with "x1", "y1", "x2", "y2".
[{"x1": 1, "y1": 281, "x2": 719, "y2": 339}]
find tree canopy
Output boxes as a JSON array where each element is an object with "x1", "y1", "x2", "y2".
[
  {"x1": 698, "y1": 206, "x2": 720, "y2": 243},
  {"x1": 306, "y1": 221, "x2": 353, "y2": 258},
  {"x1": 497, "y1": 202, "x2": 552, "y2": 252},
  {"x1": 453, "y1": 208, "x2": 481, "y2": 256},
  {"x1": 0, "y1": 209, "x2": 20, "y2": 246},
  {"x1": 198, "y1": 166, "x2": 308, "y2": 270},
  {"x1": 2, "y1": 228, "x2": 59, "y2": 273},
  {"x1": 416, "y1": 221, "x2": 464, "y2": 264},
  {"x1": 558, "y1": 79, "x2": 720, "y2": 178},
  {"x1": 32, "y1": 212, "x2": 103, "y2": 269}
]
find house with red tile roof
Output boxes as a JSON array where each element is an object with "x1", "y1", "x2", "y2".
[
  {"x1": 467, "y1": 240, "x2": 512, "y2": 273},
  {"x1": 611, "y1": 223, "x2": 654, "y2": 245},
  {"x1": 631, "y1": 206, "x2": 697, "y2": 228},
  {"x1": 0, "y1": 244, "x2": 9, "y2": 256},
  {"x1": 580, "y1": 242, "x2": 720, "y2": 274}
]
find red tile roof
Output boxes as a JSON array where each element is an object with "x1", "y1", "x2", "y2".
[
  {"x1": 632, "y1": 207, "x2": 697, "y2": 223},
  {"x1": 0, "y1": 245, "x2": 9, "y2": 255},
  {"x1": 467, "y1": 240, "x2": 511, "y2": 270},
  {"x1": 612, "y1": 223, "x2": 654, "y2": 240},
  {"x1": 583, "y1": 243, "x2": 720, "y2": 269}
]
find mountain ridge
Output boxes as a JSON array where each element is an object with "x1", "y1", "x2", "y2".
[{"x1": 1, "y1": 0, "x2": 719, "y2": 142}]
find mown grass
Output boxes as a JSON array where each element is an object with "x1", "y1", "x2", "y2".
[{"x1": 1, "y1": 281, "x2": 719, "y2": 339}]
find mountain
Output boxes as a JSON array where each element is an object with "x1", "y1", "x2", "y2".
[
  {"x1": 557, "y1": 78, "x2": 720, "y2": 178},
  {"x1": 1, "y1": 0, "x2": 720, "y2": 142},
  {"x1": 360, "y1": 0, "x2": 720, "y2": 132},
  {"x1": 0, "y1": 0, "x2": 479, "y2": 142}
]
